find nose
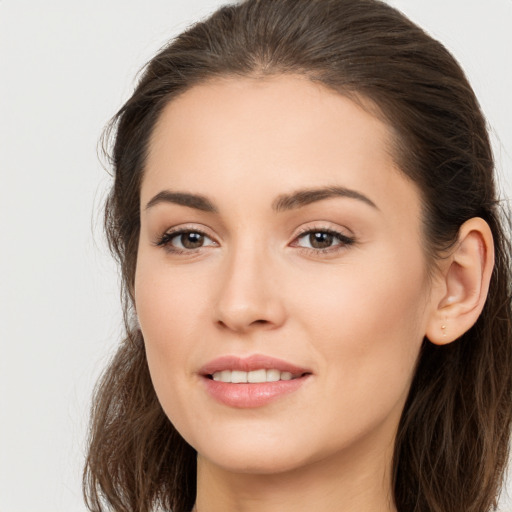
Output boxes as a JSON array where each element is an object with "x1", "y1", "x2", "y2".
[{"x1": 213, "y1": 244, "x2": 287, "y2": 333}]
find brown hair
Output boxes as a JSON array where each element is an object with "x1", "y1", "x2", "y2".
[{"x1": 83, "y1": 1, "x2": 512, "y2": 511}]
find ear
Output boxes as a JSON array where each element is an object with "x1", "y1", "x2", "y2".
[{"x1": 425, "y1": 217, "x2": 494, "y2": 345}]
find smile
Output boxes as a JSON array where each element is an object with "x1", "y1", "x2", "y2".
[
  {"x1": 210, "y1": 369, "x2": 303, "y2": 383},
  {"x1": 200, "y1": 354, "x2": 312, "y2": 408}
]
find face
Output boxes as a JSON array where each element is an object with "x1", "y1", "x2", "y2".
[{"x1": 135, "y1": 75, "x2": 436, "y2": 475}]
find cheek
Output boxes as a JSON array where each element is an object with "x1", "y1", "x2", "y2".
[
  {"x1": 134, "y1": 257, "x2": 205, "y2": 395},
  {"x1": 134, "y1": 238, "x2": 212, "y2": 338},
  {"x1": 294, "y1": 248, "x2": 427, "y2": 332},
  {"x1": 136, "y1": 271, "x2": 202, "y2": 347},
  {"x1": 292, "y1": 248, "x2": 429, "y2": 407},
  {"x1": 134, "y1": 265, "x2": 211, "y2": 449}
]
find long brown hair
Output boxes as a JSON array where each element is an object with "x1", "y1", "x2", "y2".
[{"x1": 83, "y1": 1, "x2": 512, "y2": 511}]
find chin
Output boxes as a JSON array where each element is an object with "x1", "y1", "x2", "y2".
[
  {"x1": 191, "y1": 427, "x2": 314, "y2": 475},
  {"x1": 202, "y1": 447, "x2": 309, "y2": 475}
]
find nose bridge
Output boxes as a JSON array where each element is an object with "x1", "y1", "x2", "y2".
[{"x1": 213, "y1": 234, "x2": 285, "y2": 332}]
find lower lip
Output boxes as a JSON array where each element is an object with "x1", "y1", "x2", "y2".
[{"x1": 202, "y1": 375, "x2": 310, "y2": 408}]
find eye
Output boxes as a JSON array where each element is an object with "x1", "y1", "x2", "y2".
[
  {"x1": 154, "y1": 226, "x2": 354, "y2": 255},
  {"x1": 293, "y1": 228, "x2": 355, "y2": 253},
  {"x1": 155, "y1": 229, "x2": 217, "y2": 253}
]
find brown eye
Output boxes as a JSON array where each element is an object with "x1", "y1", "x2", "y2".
[
  {"x1": 308, "y1": 232, "x2": 334, "y2": 249},
  {"x1": 294, "y1": 228, "x2": 355, "y2": 253},
  {"x1": 179, "y1": 232, "x2": 205, "y2": 249},
  {"x1": 156, "y1": 229, "x2": 217, "y2": 252}
]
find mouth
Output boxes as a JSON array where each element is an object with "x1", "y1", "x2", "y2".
[
  {"x1": 199, "y1": 354, "x2": 312, "y2": 408},
  {"x1": 207, "y1": 369, "x2": 308, "y2": 383},
  {"x1": 200, "y1": 353, "x2": 312, "y2": 380}
]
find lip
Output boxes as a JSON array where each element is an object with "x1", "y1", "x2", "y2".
[
  {"x1": 199, "y1": 354, "x2": 312, "y2": 408},
  {"x1": 199, "y1": 354, "x2": 311, "y2": 376}
]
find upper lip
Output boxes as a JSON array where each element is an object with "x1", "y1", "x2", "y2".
[{"x1": 199, "y1": 354, "x2": 312, "y2": 376}]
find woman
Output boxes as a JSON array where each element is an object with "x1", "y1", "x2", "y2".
[{"x1": 83, "y1": 0, "x2": 512, "y2": 511}]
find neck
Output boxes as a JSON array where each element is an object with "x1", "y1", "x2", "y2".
[{"x1": 193, "y1": 435, "x2": 397, "y2": 512}]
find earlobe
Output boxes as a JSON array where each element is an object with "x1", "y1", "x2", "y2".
[{"x1": 426, "y1": 217, "x2": 494, "y2": 346}]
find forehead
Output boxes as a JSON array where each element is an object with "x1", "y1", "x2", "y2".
[
  {"x1": 143, "y1": 75, "x2": 419, "y2": 224},
  {"x1": 147, "y1": 75, "x2": 394, "y2": 173}
]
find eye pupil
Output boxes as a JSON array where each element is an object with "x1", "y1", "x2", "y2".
[
  {"x1": 181, "y1": 232, "x2": 204, "y2": 249},
  {"x1": 310, "y1": 232, "x2": 333, "y2": 249}
]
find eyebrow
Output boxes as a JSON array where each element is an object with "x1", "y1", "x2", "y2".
[
  {"x1": 145, "y1": 191, "x2": 218, "y2": 213},
  {"x1": 272, "y1": 186, "x2": 378, "y2": 212},
  {"x1": 144, "y1": 186, "x2": 378, "y2": 213}
]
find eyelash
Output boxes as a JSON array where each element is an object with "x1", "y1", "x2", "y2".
[
  {"x1": 154, "y1": 226, "x2": 355, "y2": 256},
  {"x1": 293, "y1": 226, "x2": 355, "y2": 255}
]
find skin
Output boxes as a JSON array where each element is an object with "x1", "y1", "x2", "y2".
[{"x1": 134, "y1": 75, "x2": 490, "y2": 512}]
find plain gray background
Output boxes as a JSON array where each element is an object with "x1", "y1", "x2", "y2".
[{"x1": 1, "y1": 1, "x2": 511, "y2": 510}]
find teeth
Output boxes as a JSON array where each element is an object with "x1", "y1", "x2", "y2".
[
  {"x1": 211, "y1": 369, "x2": 301, "y2": 383},
  {"x1": 231, "y1": 370, "x2": 247, "y2": 383},
  {"x1": 266, "y1": 369, "x2": 280, "y2": 382},
  {"x1": 220, "y1": 370, "x2": 231, "y2": 382},
  {"x1": 248, "y1": 369, "x2": 266, "y2": 383}
]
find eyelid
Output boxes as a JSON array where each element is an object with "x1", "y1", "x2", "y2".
[
  {"x1": 153, "y1": 224, "x2": 219, "y2": 251},
  {"x1": 290, "y1": 223, "x2": 356, "y2": 254},
  {"x1": 293, "y1": 222, "x2": 353, "y2": 238}
]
